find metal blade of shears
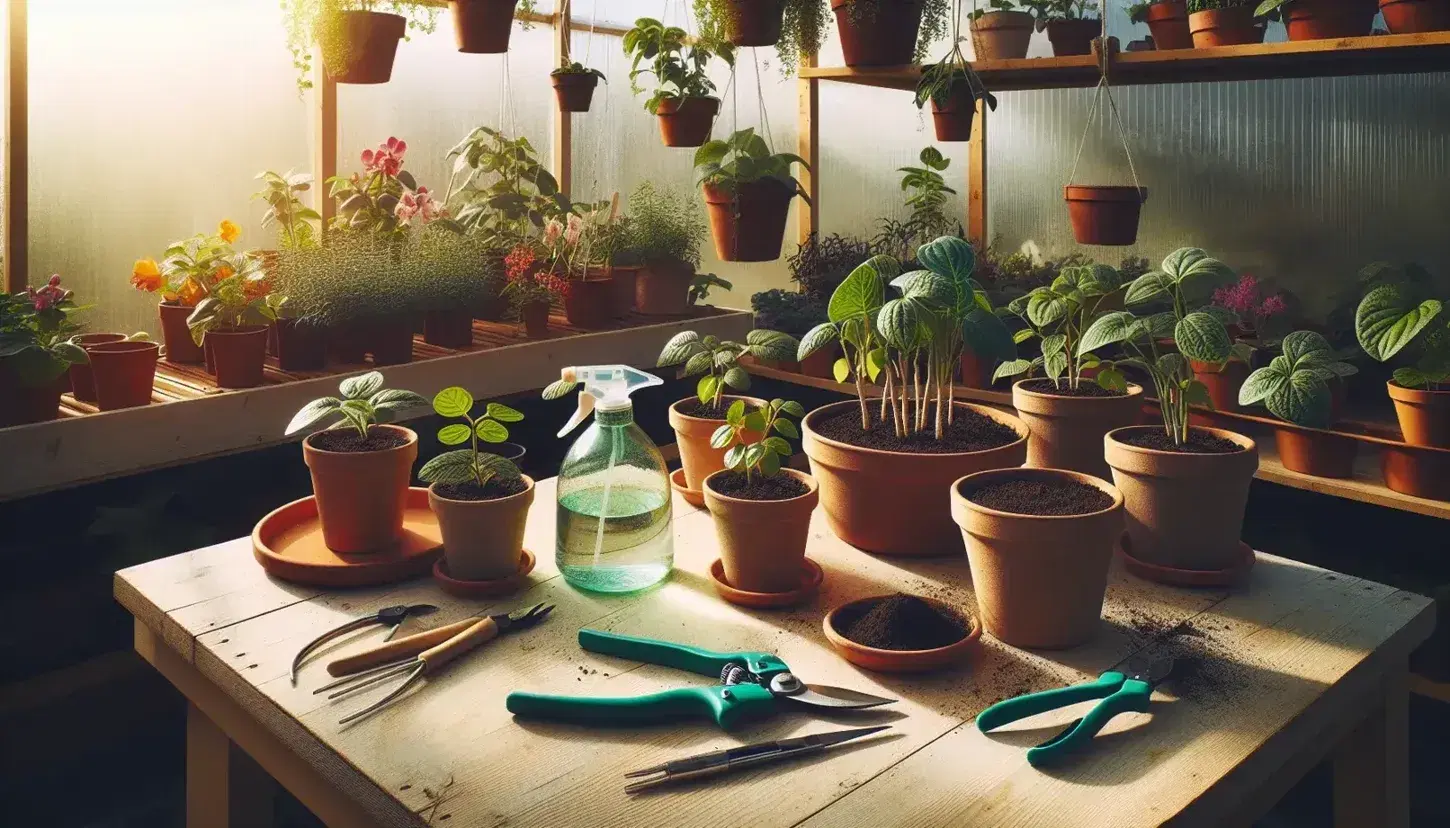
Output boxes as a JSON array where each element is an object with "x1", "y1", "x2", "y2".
[{"x1": 787, "y1": 684, "x2": 896, "y2": 710}]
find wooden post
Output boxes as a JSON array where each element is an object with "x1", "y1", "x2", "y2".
[
  {"x1": 1333, "y1": 668, "x2": 1410, "y2": 828},
  {"x1": 967, "y1": 98, "x2": 987, "y2": 250},
  {"x1": 4, "y1": 0, "x2": 27, "y2": 293},
  {"x1": 312, "y1": 60, "x2": 338, "y2": 236},
  {"x1": 797, "y1": 52, "x2": 819, "y2": 246},
  {"x1": 552, "y1": 7, "x2": 572, "y2": 197}
]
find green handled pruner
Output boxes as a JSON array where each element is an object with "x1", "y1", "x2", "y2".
[
  {"x1": 977, "y1": 656, "x2": 1173, "y2": 768},
  {"x1": 506, "y1": 629, "x2": 895, "y2": 730}
]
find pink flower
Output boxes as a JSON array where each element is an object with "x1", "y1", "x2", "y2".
[
  {"x1": 544, "y1": 219, "x2": 563, "y2": 245},
  {"x1": 27, "y1": 275, "x2": 68, "y2": 311},
  {"x1": 564, "y1": 213, "x2": 583, "y2": 246},
  {"x1": 1259, "y1": 294, "x2": 1287, "y2": 317},
  {"x1": 1213, "y1": 274, "x2": 1261, "y2": 316},
  {"x1": 394, "y1": 186, "x2": 446, "y2": 226},
  {"x1": 360, "y1": 136, "x2": 407, "y2": 178}
]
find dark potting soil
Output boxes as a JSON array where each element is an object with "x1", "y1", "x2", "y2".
[
  {"x1": 1118, "y1": 607, "x2": 1250, "y2": 708},
  {"x1": 1117, "y1": 428, "x2": 1242, "y2": 455},
  {"x1": 675, "y1": 399, "x2": 731, "y2": 420},
  {"x1": 813, "y1": 406, "x2": 1019, "y2": 454},
  {"x1": 434, "y1": 477, "x2": 528, "y2": 502},
  {"x1": 308, "y1": 428, "x2": 408, "y2": 453},
  {"x1": 1019, "y1": 378, "x2": 1125, "y2": 398},
  {"x1": 963, "y1": 478, "x2": 1114, "y2": 516},
  {"x1": 707, "y1": 471, "x2": 809, "y2": 501},
  {"x1": 837, "y1": 594, "x2": 969, "y2": 651}
]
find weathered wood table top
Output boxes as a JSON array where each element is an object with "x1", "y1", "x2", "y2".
[{"x1": 116, "y1": 478, "x2": 1435, "y2": 828}]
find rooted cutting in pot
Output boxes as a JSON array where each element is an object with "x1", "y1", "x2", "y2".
[
  {"x1": 1354, "y1": 266, "x2": 1450, "y2": 448},
  {"x1": 1238, "y1": 330, "x2": 1360, "y2": 478}
]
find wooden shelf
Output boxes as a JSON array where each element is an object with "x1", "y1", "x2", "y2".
[{"x1": 801, "y1": 31, "x2": 1450, "y2": 93}]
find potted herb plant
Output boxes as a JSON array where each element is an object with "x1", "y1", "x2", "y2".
[
  {"x1": 703, "y1": 399, "x2": 818, "y2": 593},
  {"x1": 449, "y1": 0, "x2": 536, "y2": 53},
  {"x1": 551, "y1": 61, "x2": 606, "y2": 112},
  {"x1": 1254, "y1": 0, "x2": 1374, "y2": 39},
  {"x1": 625, "y1": 183, "x2": 709, "y2": 314},
  {"x1": 1379, "y1": 0, "x2": 1450, "y2": 33},
  {"x1": 1129, "y1": 0, "x2": 1194, "y2": 49},
  {"x1": 541, "y1": 210, "x2": 617, "y2": 330},
  {"x1": 1077, "y1": 247, "x2": 1257, "y2": 576},
  {"x1": 970, "y1": 1, "x2": 1036, "y2": 60},
  {"x1": 285, "y1": 371, "x2": 428, "y2": 553},
  {"x1": 1354, "y1": 268, "x2": 1450, "y2": 448},
  {"x1": 832, "y1": 0, "x2": 949, "y2": 66},
  {"x1": 419, "y1": 387, "x2": 533, "y2": 581},
  {"x1": 693, "y1": 129, "x2": 810, "y2": 263},
  {"x1": 0, "y1": 277, "x2": 88, "y2": 428},
  {"x1": 501, "y1": 243, "x2": 561, "y2": 339},
  {"x1": 915, "y1": 40, "x2": 998, "y2": 142},
  {"x1": 132, "y1": 220, "x2": 244, "y2": 364},
  {"x1": 281, "y1": 0, "x2": 439, "y2": 89},
  {"x1": 186, "y1": 254, "x2": 280, "y2": 389},
  {"x1": 694, "y1": 0, "x2": 828, "y2": 75},
  {"x1": 797, "y1": 237, "x2": 1028, "y2": 556},
  {"x1": 405, "y1": 226, "x2": 503, "y2": 349},
  {"x1": 624, "y1": 18, "x2": 736, "y2": 148},
  {"x1": 1024, "y1": 0, "x2": 1101, "y2": 56},
  {"x1": 1187, "y1": 0, "x2": 1267, "y2": 45},
  {"x1": 1239, "y1": 331, "x2": 1360, "y2": 479}
]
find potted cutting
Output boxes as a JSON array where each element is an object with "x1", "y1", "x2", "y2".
[
  {"x1": 970, "y1": 1, "x2": 1037, "y2": 60},
  {"x1": 1379, "y1": 0, "x2": 1450, "y2": 33},
  {"x1": 797, "y1": 236, "x2": 1027, "y2": 556},
  {"x1": 657, "y1": 329, "x2": 799, "y2": 493},
  {"x1": 1254, "y1": 0, "x2": 1374, "y2": 39},
  {"x1": 254, "y1": 170, "x2": 328, "y2": 369},
  {"x1": 832, "y1": 0, "x2": 949, "y2": 66},
  {"x1": 285, "y1": 371, "x2": 429, "y2": 553},
  {"x1": 0, "y1": 277, "x2": 88, "y2": 428},
  {"x1": 449, "y1": 0, "x2": 536, "y2": 53},
  {"x1": 132, "y1": 219, "x2": 244, "y2": 364},
  {"x1": 703, "y1": 398, "x2": 819, "y2": 593},
  {"x1": 281, "y1": 0, "x2": 439, "y2": 89},
  {"x1": 1194, "y1": 272, "x2": 1287, "y2": 411},
  {"x1": 418, "y1": 387, "x2": 533, "y2": 581},
  {"x1": 1239, "y1": 330, "x2": 1360, "y2": 479},
  {"x1": 1129, "y1": 0, "x2": 1194, "y2": 48},
  {"x1": 623, "y1": 18, "x2": 736, "y2": 148},
  {"x1": 501, "y1": 243, "x2": 562, "y2": 339},
  {"x1": 1354, "y1": 268, "x2": 1450, "y2": 448},
  {"x1": 626, "y1": 183, "x2": 709, "y2": 314},
  {"x1": 186, "y1": 254, "x2": 281, "y2": 389},
  {"x1": 994, "y1": 262, "x2": 1146, "y2": 480},
  {"x1": 550, "y1": 211, "x2": 617, "y2": 330},
  {"x1": 694, "y1": 129, "x2": 810, "y2": 263},
  {"x1": 693, "y1": 0, "x2": 828, "y2": 75},
  {"x1": 1187, "y1": 0, "x2": 1268, "y2": 45},
  {"x1": 1023, "y1": 0, "x2": 1101, "y2": 56},
  {"x1": 1077, "y1": 247, "x2": 1257, "y2": 577},
  {"x1": 551, "y1": 60, "x2": 606, "y2": 113},
  {"x1": 915, "y1": 36, "x2": 999, "y2": 142}
]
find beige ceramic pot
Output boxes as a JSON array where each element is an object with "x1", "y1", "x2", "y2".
[
  {"x1": 1012, "y1": 380, "x2": 1143, "y2": 479},
  {"x1": 428, "y1": 475, "x2": 535, "y2": 581},
  {"x1": 302, "y1": 424, "x2": 419, "y2": 554},
  {"x1": 702, "y1": 468, "x2": 818, "y2": 593},
  {"x1": 668, "y1": 396, "x2": 766, "y2": 492}
]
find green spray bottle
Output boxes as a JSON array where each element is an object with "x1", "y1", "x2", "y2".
[{"x1": 544, "y1": 365, "x2": 672, "y2": 593}]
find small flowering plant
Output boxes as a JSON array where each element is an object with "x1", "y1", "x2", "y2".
[
  {"x1": 328, "y1": 137, "x2": 451, "y2": 242},
  {"x1": 1212, "y1": 273, "x2": 1287, "y2": 344},
  {"x1": 185, "y1": 255, "x2": 282, "y2": 345},
  {"x1": 501, "y1": 244, "x2": 566, "y2": 311},
  {"x1": 0, "y1": 276, "x2": 89, "y2": 386},
  {"x1": 132, "y1": 219, "x2": 246, "y2": 307}
]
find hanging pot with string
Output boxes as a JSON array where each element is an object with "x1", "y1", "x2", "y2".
[
  {"x1": 832, "y1": 0, "x2": 927, "y2": 66},
  {"x1": 1064, "y1": 41, "x2": 1147, "y2": 246},
  {"x1": 449, "y1": 0, "x2": 522, "y2": 54},
  {"x1": 918, "y1": 4, "x2": 997, "y2": 143},
  {"x1": 723, "y1": 0, "x2": 787, "y2": 46}
]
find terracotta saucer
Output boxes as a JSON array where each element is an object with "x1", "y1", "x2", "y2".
[
  {"x1": 823, "y1": 596, "x2": 982, "y2": 673},
  {"x1": 252, "y1": 487, "x2": 442, "y2": 587},
  {"x1": 432, "y1": 550, "x2": 537, "y2": 599},
  {"x1": 670, "y1": 467, "x2": 706, "y2": 508},
  {"x1": 708, "y1": 558, "x2": 823, "y2": 609},
  {"x1": 1116, "y1": 535, "x2": 1255, "y2": 588}
]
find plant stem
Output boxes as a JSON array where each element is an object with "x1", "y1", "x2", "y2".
[{"x1": 468, "y1": 414, "x2": 483, "y2": 487}]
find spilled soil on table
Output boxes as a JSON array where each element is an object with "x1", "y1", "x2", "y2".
[{"x1": 1119, "y1": 608, "x2": 1250, "y2": 707}]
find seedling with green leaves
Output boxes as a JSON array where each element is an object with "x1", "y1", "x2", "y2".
[
  {"x1": 417, "y1": 387, "x2": 526, "y2": 488},
  {"x1": 1238, "y1": 331, "x2": 1357, "y2": 428},
  {"x1": 1354, "y1": 263, "x2": 1449, "y2": 390},
  {"x1": 656, "y1": 329, "x2": 799, "y2": 409},
  {"x1": 284, "y1": 371, "x2": 429, "y2": 438},
  {"x1": 711, "y1": 399, "x2": 805, "y2": 481},
  {"x1": 994, "y1": 262, "x2": 1131, "y2": 392},
  {"x1": 693, "y1": 128, "x2": 811, "y2": 201}
]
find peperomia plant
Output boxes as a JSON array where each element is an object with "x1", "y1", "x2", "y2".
[
  {"x1": 285, "y1": 371, "x2": 428, "y2": 438},
  {"x1": 657, "y1": 329, "x2": 799, "y2": 409},
  {"x1": 623, "y1": 18, "x2": 735, "y2": 114},
  {"x1": 1354, "y1": 264, "x2": 1449, "y2": 390},
  {"x1": 994, "y1": 262, "x2": 1131, "y2": 392},
  {"x1": 1238, "y1": 331, "x2": 1357, "y2": 428},
  {"x1": 417, "y1": 387, "x2": 526, "y2": 488},
  {"x1": 693, "y1": 129, "x2": 811, "y2": 200},
  {"x1": 710, "y1": 398, "x2": 806, "y2": 480}
]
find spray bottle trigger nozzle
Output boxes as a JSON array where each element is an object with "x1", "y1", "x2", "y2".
[{"x1": 558, "y1": 392, "x2": 596, "y2": 438}]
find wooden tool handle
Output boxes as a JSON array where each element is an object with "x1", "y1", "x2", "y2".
[
  {"x1": 419, "y1": 616, "x2": 499, "y2": 672},
  {"x1": 326, "y1": 618, "x2": 478, "y2": 676}
]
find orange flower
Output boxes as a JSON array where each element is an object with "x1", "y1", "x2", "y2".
[
  {"x1": 131, "y1": 258, "x2": 162, "y2": 292},
  {"x1": 211, "y1": 264, "x2": 235, "y2": 284},
  {"x1": 177, "y1": 278, "x2": 206, "y2": 307},
  {"x1": 218, "y1": 219, "x2": 241, "y2": 244},
  {"x1": 243, "y1": 275, "x2": 271, "y2": 300}
]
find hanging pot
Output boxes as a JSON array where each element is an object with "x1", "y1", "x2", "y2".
[
  {"x1": 656, "y1": 97, "x2": 720, "y2": 148},
  {"x1": 551, "y1": 72, "x2": 599, "y2": 113},
  {"x1": 1274, "y1": 425, "x2": 1358, "y2": 479},
  {"x1": 1380, "y1": 0, "x2": 1450, "y2": 32},
  {"x1": 324, "y1": 11, "x2": 406, "y2": 84},
  {"x1": 1188, "y1": 7, "x2": 1261, "y2": 46},
  {"x1": 449, "y1": 0, "x2": 520, "y2": 54},
  {"x1": 158, "y1": 301, "x2": 204, "y2": 364},
  {"x1": 204, "y1": 326, "x2": 269, "y2": 390},
  {"x1": 1283, "y1": 0, "x2": 1376, "y2": 39},
  {"x1": 274, "y1": 318, "x2": 328, "y2": 371},
  {"x1": 1190, "y1": 359, "x2": 1250, "y2": 413},
  {"x1": 609, "y1": 265, "x2": 640, "y2": 317},
  {"x1": 832, "y1": 0, "x2": 924, "y2": 66},
  {"x1": 368, "y1": 315, "x2": 415, "y2": 366},
  {"x1": 703, "y1": 178, "x2": 794, "y2": 263},
  {"x1": 0, "y1": 363, "x2": 65, "y2": 428},
  {"x1": 1065, "y1": 185, "x2": 1148, "y2": 246},
  {"x1": 68, "y1": 333, "x2": 127, "y2": 403},
  {"x1": 970, "y1": 11, "x2": 1034, "y2": 60},
  {"x1": 727, "y1": 0, "x2": 786, "y2": 46},
  {"x1": 563, "y1": 272, "x2": 616, "y2": 330},
  {"x1": 929, "y1": 85, "x2": 979, "y2": 142},
  {"x1": 424, "y1": 308, "x2": 475, "y2": 349},
  {"x1": 1046, "y1": 19, "x2": 1100, "y2": 56},
  {"x1": 88, "y1": 341, "x2": 160, "y2": 412},
  {"x1": 1388, "y1": 380, "x2": 1450, "y2": 447},
  {"x1": 636, "y1": 258, "x2": 694, "y2": 315},
  {"x1": 521, "y1": 300, "x2": 551, "y2": 339},
  {"x1": 1145, "y1": 1, "x2": 1194, "y2": 49}
]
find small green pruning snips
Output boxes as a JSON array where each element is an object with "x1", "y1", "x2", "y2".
[
  {"x1": 506, "y1": 630, "x2": 895, "y2": 730},
  {"x1": 976, "y1": 656, "x2": 1174, "y2": 767}
]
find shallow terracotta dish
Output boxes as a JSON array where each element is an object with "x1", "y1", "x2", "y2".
[
  {"x1": 252, "y1": 487, "x2": 441, "y2": 587},
  {"x1": 433, "y1": 549, "x2": 537, "y2": 599},
  {"x1": 708, "y1": 557, "x2": 823, "y2": 609},
  {"x1": 1117, "y1": 534, "x2": 1255, "y2": 588},
  {"x1": 823, "y1": 596, "x2": 982, "y2": 673},
  {"x1": 669, "y1": 467, "x2": 706, "y2": 508}
]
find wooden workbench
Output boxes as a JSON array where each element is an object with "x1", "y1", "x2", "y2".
[{"x1": 116, "y1": 477, "x2": 1434, "y2": 827}]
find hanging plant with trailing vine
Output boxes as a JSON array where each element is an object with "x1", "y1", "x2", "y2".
[{"x1": 692, "y1": 0, "x2": 828, "y2": 76}]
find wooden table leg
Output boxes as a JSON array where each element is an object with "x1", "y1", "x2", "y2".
[
  {"x1": 186, "y1": 702, "x2": 277, "y2": 828},
  {"x1": 1333, "y1": 667, "x2": 1410, "y2": 828}
]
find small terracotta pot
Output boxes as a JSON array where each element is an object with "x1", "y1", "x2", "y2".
[
  {"x1": 1104, "y1": 425, "x2": 1257, "y2": 573},
  {"x1": 1145, "y1": 1, "x2": 1194, "y2": 49},
  {"x1": 450, "y1": 0, "x2": 520, "y2": 53},
  {"x1": 68, "y1": 333, "x2": 127, "y2": 402},
  {"x1": 429, "y1": 476, "x2": 535, "y2": 581},
  {"x1": 669, "y1": 396, "x2": 767, "y2": 492},
  {"x1": 656, "y1": 97, "x2": 720, "y2": 148},
  {"x1": 304, "y1": 425, "x2": 419, "y2": 553},
  {"x1": 1065, "y1": 185, "x2": 1148, "y2": 246},
  {"x1": 636, "y1": 258, "x2": 693, "y2": 315},
  {"x1": 325, "y1": 11, "x2": 406, "y2": 84},
  {"x1": 929, "y1": 85, "x2": 977, "y2": 143},
  {"x1": 563, "y1": 273, "x2": 616, "y2": 329},
  {"x1": 1284, "y1": 0, "x2": 1376, "y2": 39},
  {"x1": 609, "y1": 265, "x2": 640, "y2": 317},
  {"x1": 703, "y1": 468, "x2": 819, "y2": 593},
  {"x1": 0, "y1": 365, "x2": 65, "y2": 427},
  {"x1": 88, "y1": 341, "x2": 159, "y2": 411},
  {"x1": 158, "y1": 302, "x2": 204, "y2": 364},
  {"x1": 959, "y1": 349, "x2": 996, "y2": 389},
  {"x1": 1274, "y1": 425, "x2": 1357, "y2": 479},
  {"x1": 952, "y1": 468, "x2": 1124, "y2": 649},
  {"x1": 551, "y1": 72, "x2": 599, "y2": 112},
  {"x1": 970, "y1": 11, "x2": 1034, "y2": 60},
  {"x1": 1047, "y1": 19, "x2": 1101, "y2": 56},
  {"x1": 1190, "y1": 359, "x2": 1249, "y2": 413},
  {"x1": 424, "y1": 308, "x2": 474, "y2": 349},
  {"x1": 727, "y1": 0, "x2": 785, "y2": 45},
  {"x1": 832, "y1": 0, "x2": 924, "y2": 66},
  {"x1": 368, "y1": 315, "x2": 415, "y2": 365},
  {"x1": 205, "y1": 326, "x2": 269, "y2": 389},
  {"x1": 1388, "y1": 380, "x2": 1450, "y2": 447},
  {"x1": 1189, "y1": 7, "x2": 1261, "y2": 47},
  {"x1": 703, "y1": 179, "x2": 794, "y2": 263},
  {"x1": 520, "y1": 300, "x2": 551, "y2": 339},
  {"x1": 1380, "y1": 444, "x2": 1450, "y2": 500},
  {"x1": 802, "y1": 400, "x2": 1029, "y2": 556},
  {"x1": 1380, "y1": 0, "x2": 1450, "y2": 32},
  {"x1": 1013, "y1": 380, "x2": 1144, "y2": 480},
  {"x1": 800, "y1": 344, "x2": 840, "y2": 379},
  {"x1": 274, "y1": 318, "x2": 327, "y2": 371}
]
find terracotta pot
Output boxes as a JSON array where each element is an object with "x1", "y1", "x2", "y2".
[
  {"x1": 429, "y1": 476, "x2": 535, "y2": 581},
  {"x1": 823, "y1": 596, "x2": 982, "y2": 672},
  {"x1": 703, "y1": 468, "x2": 819, "y2": 593},
  {"x1": 325, "y1": 11, "x2": 406, "y2": 83},
  {"x1": 1380, "y1": 444, "x2": 1450, "y2": 500},
  {"x1": 929, "y1": 85, "x2": 977, "y2": 142},
  {"x1": 703, "y1": 179, "x2": 793, "y2": 263},
  {"x1": 368, "y1": 316, "x2": 415, "y2": 365},
  {"x1": 669, "y1": 396, "x2": 768, "y2": 492},
  {"x1": 68, "y1": 333, "x2": 127, "y2": 402},
  {"x1": 1013, "y1": 380, "x2": 1145, "y2": 480},
  {"x1": 1380, "y1": 0, "x2": 1450, "y2": 32},
  {"x1": 304, "y1": 425, "x2": 419, "y2": 554},
  {"x1": 802, "y1": 399, "x2": 1029, "y2": 556},
  {"x1": 959, "y1": 349, "x2": 996, "y2": 389},
  {"x1": 551, "y1": 72, "x2": 599, "y2": 113},
  {"x1": 449, "y1": 0, "x2": 519, "y2": 53},
  {"x1": 563, "y1": 273, "x2": 616, "y2": 329},
  {"x1": 1189, "y1": 7, "x2": 1261, "y2": 47},
  {"x1": 1065, "y1": 185, "x2": 1148, "y2": 246},
  {"x1": 1388, "y1": 381, "x2": 1450, "y2": 447},
  {"x1": 205, "y1": 326, "x2": 269, "y2": 389},
  {"x1": 424, "y1": 308, "x2": 474, "y2": 349},
  {"x1": 727, "y1": 0, "x2": 786, "y2": 45},
  {"x1": 636, "y1": 258, "x2": 693, "y2": 315},
  {"x1": 1047, "y1": 18, "x2": 1101, "y2": 56},
  {"x1": 656, "y1": 97, "x2": 720, "y2": 148},
  {"x1": 970, "y1": 11, "x2": 1034, "y2": 60},
  {"x1": 87, "y1": 341, "x2": 159, "y2": 411},
  {"x1": 952, "y1": 468, "x2": 1124, "y2": 649},
  {"x1": 609, "y1": 265, "x2": 640, "y2": 317},
  {"x1": 158, "y1": 301, "x2": 204, "y2": 364},
  {"x1": 831, "y1": 0, "x2": 925, "y2": 66},
  {"x1": 0, "y1": 365, "x2": 65, "y2": 428},
  {"x1": 521, "y1": 300, "x2": 551, "y2": 339},
  {"x1": 1284, "y1": 0, "x2": 1376, "y2": 39},
  {"x1": 1104, "y1": 425, "x2": 1257, "y2": 572},
  {"x1": 800, "y1": 344, "x2": 840, "y2": 379},
  {"x1": 274, "y1": 318, "x2": 327, "y2": 371},
  {"x1": 1274, "y1": 425, "x2": 1357, "y2": 479},
  {"x1": 1190, "y1": 359, "x2": 1250, "y2": 413},
  {"x1": 327, "y1": 323, "x2": 369, "y2": 364},
  {"x1": 1145, "y1": 1, "x2": 1194, "y2": 49}
]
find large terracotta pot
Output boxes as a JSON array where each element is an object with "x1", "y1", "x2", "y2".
[
  {"x1": 970, "y1": 11, "x2": 1034, "y2": 60},
  {"x1": 1274, "y1": 425, "x2": 1357, "y2": 479},
  {"x1": 1046, "y1": 19, "x2": 1100, "y2": 56},
  {"x1": 551, "y1": 72, "x2": 599, "y2": 112},
  {"x1": 520, "y1": 300, "x2": 551, "y2": 339},
  {"x1": 68, "y1": 333, "x2": 127, "y2": 402},
  {"x1": 1104, "y1": 425, "x2": 1257, "y2": 573},
  {"x1": 424, "y1": 308, "x2": 474, "y2": 349},
  {"x1": 159, "y1": 301, "x2": 204, "y2": 364},
  {"x1": 368, "y1": 315, "x2": 415, "y2": 365},
  {"x1": 204, "y1": 326, "x2": 269, "y2": 389},
  {"x1": 88, "y1": 341, "x2": 159, "y2": 411},
  {"x1": 952, "y1": 467, "x2": 1124, "y2": 649},
  {"x1": 959, "y1": 349, "x2": 996, "y2": 389},
  {"x1": 1145, "y1": 1, "x2": 1194, "y2": 49},
  {"x1": 656, "y1": 97, "x2": 720, "y2": 148},
  {"x1": 1380, "y1": 0, "x2": 1450, "y2": 32},
  {"x1": 325, "y1": 11, "x2": 406, "y2": 83},
  {"x1": 1065, "y1": 185, "x2": 1148, "y2": 246},
  {"x1": 703, "y1": 468, "x2": 819, "y2": 593},
  {"x1": 1189, "y1": 7, "x2": 1261, "y2": 46},
  {"x1": 668, "y1": 396, "x2": 767, "y2": 492},
  {"x1": 274, "y1": 318, "x2": 327, "y2": 371},
  {"x1": 1388, "y1": 381, "x2": 1450, "y2": 447},
  {"x1": 563, "y1": 273, "x2": 616, "y2": 329},
  {"x1": 802, "y1": 399, "x2": 1029, "y2": 556},
  {"x1": 727, "y1": 0, "x2": 786, "y2": 46},
  {"x1": 636, "y1": 258, "x2": 693, "y2": 315},
  {"x1": 1013, "y1": 380, "x2": 1144, "y2": 480},
  {"x1": 703, "y1": 179, "x2": 793, "y2": 263},
  {"x1": 449, "y1": 0, "x2": 520, "y2": 53},
  {"x1": 303, "y1": 424, "x2": 419, "y2": 553},
  {"x1": 1284, "y1": 0, "x2": 1376, "y2": 39},
  {"x1": 1190, "y1": 359, "x2": 1250, "y2": 413},
  {"x1": 929, "y1": 85, "x2": 977, "y2": 142},
  {"x1": 609, "y1": 265, "x2": 640, "y2": 317},
  {"x1": 0, "y1": 364, "x2": 65, "y2": 428},
  {"x1": 831, "y1": 0, "x2": 924, "y2": 66},
  {"x1": 429, "y1": 475, "x2": 535, "y2": 580}
]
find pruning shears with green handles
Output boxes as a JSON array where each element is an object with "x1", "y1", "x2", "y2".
[{"x1": 506, "y1": 629, "x2": 896, "y2": 730}]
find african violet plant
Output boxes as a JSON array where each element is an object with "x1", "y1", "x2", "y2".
[
  {"x1": 0, "y1": 276, "x2": 88, "y2": 387},
  {"x1": 285, "y1": 370, "x2": 428, "y2": 438},
  {"x1": 1238, "y1": 331, "x2": 1357, "y2": 428},
  {"x1": 1354, "y1": 263, "x2": 1449, "y2": 390},
  {"x1": 417, "y1": 387, "x2": 526, "y2": 488},
  {"x1": 994, "y1": 262, "x2": 1131, "y2": 392},
  {"x1": 623, "y1": 18, "x2": 735, "y2": 114},
  {"x1": 656, "y1": 329, "x2": 800, "y2": 410},
  {"x1": 710, "y1": 398, "x2": 806, "y2": 481},
  {"x1": 693, "y1": 128, "x2": 811, "y2": 200}
]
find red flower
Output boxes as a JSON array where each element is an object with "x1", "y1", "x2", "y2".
[{"x1": 360, "y1": 136, "x2": 407, "y2": 178}]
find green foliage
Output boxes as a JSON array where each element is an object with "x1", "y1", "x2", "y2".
[
  {"x1": 970, "y1": 0, "x2": 1021, "y2": 20},
  {"x1": 280, "y1": 0, "x2": 440, "y2": 94},
  {"x1": 185, "y1": 257, "x2": 279, "y2": 345},
  {"x1": 0, "y1": 280, "x2": 88, "y2": 387},
  {"x1": 622, "y1": 17, "x2": 735, "y2": 114},
  {"x1": 444, "y1": 126, "x2": 572, "y2": 242},
  {"x1": 914, "y1": 34, "x2": 998, "y2": 113},
  {"x1": 789, "y1": 233, "x2": 875, "y2": 304},
  {"x1": 896, "y1": 148, "x2": 959, "y2": 248},
  {"x1": 711, "y1": 398, "x2": 806, "y2": 481},
  {"x1": 692, "y1": 0, "x2": 827, "y2": 77},
  {"x1": 1239, "y1": 331, "x2": 1357, "y2": 428},
  {"x1": 1186, "y1": 0, "x2": 1261, "y2": 11},
  {"x1": 657, "y1": 328, "x2": 799, "y2": 408},
  {"x1": 1354, "y1": 264, "x2": 1450, "y2": 390},
  {"x1": 1126, "y1": 1, "x2": 1152, "y2": 23},
  {"x1": 994, "y1": 262, "x2": 1129, "y2": 391},
  {"x1": 689, "y1": 273, "x2": 733, "y2": 306},
  {"x1": 285, "y1": 370, "x2": 428, "y2": 438},
  {"x1": 624, "y1": 182, "x2": 707, "y2": 266},
  {"x1": 1021, "y1": 0, "x2": 1099, "y2": 22},
  {"x1": 398, "y1": 225, "x2": 507, "y2": 315},
  {"x1": 418, "y1": 386, "x2": 525, "y2": 488},
  {"x1": 693, "y1": 128, "x2": 810, "y2": 200},
  {"x1": 254, "y1": 170, "x2": 321, "y2": 250},
  {"x1": 752, "y1": 288, "x2": 828, "y2": 338},
  {"x1": 551, "y1": 61, "x2": 607, "y2": 81}
]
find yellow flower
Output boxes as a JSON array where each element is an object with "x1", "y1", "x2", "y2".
[
  {"x1": 218, "y1": 219, "x2": 241, "y2": 244},
  {"x1": 131, "y1": 258, "x2": 162, "y2": 292}
]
